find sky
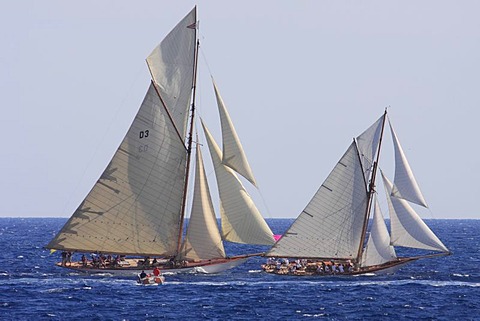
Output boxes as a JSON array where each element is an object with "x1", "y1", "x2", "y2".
[{"x1": 1, "y1": 1, "x2": 479, "y2": 219}]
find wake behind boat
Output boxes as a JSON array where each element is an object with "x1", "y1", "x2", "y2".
[
  {"x1": 46, "y1": 7, "x2": 275, "y2": 276},
  {"x1": 262, "y1": 110, "x2": 451, "y2": 276}
]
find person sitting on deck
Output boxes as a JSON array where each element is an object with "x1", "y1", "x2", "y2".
[
  {"x1": 167, "y1": 257, "x2": 175, "y2": 267},
  {"x1": 61, "y1": 251, "x2": 67, "y2": 266},
  {"x1": 348, "y1": 263, "x2": 354, "y2": 273},
  {"x1": 289, "y1": 264, "x2": 296, "y2": 273},
  {"x1": 66, "y1": 252, "x2": 72, "y2": 266},
  {"x1": 295, "y1": 259, "x2": 302, "y2": 269},
  {"x1": 91, "y1": 255, "x2": 99, "y2": 267},
  {"x1": 275, "y1": 261, "x2": 281, "y2": 271},
  {"x1": 331, "y1": 263, "x2": 338, "y2": 274},
  {"x1": 324, "y1": 264, "x2": 331, "y2": 274},
  {"x1": 139, "y1": 270, "x2": 147, "y2": 281},
  {"x1": 99, "y1": 255, "x2": 106, "y2": 268},
  {"x1": 81, "y1": 254, "x2": 88, "y2": 267}
]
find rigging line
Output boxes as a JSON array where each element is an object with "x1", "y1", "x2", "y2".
[
  {"x1": 61, "y1": 66, "x2": 146, "y2": 216},
  {"x1": 199, "y1": 42, "x2": 214, "y2": 78},
  {"x1": 256, "y1": 188, "x2": 273, "y2": 219}
]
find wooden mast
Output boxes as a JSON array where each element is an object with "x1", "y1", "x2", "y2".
[
  {"x1": 355, "y1": 109, "x2": 388, "y2": 265},
  {"x1": 176, "y1": 31, "x2": 200, "y2": 257}
]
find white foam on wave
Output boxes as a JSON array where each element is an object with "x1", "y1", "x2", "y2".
[
  {"x1": 163, "y1": 278, "x2": 480, "y2": 288},
  {"x1": 43, "y1": 287, "x2": 70, "y2": 293},
  {"x1": 135, "y1": 282, "x2": 159, "y2": 287},
  {"x1": 166, "y1": 280, "x2": 245, "y2": 287},
  {"x1": 453, "y1": 273, "x2": 469, "y2": 278}
]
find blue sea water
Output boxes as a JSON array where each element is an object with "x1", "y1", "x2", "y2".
[{"x1": 0, "y1": 218, "x2": 478, "y2": 320}]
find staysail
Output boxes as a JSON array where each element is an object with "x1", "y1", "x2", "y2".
[
  {"x1": 213, "y1": 79, "x2": 258, "y2": 187},
  {"x1": 180, "y1": 142, "x2": 226, "y2": 261},
  {"x1": 382, "y1": 172, "x2": 449, "y2": 252},
  {"x1": 201, "y1": 120, "x2": 275, "y2": 246},
  {"x1": 47, "y1": 84, "x2": 189, "y2": 256},
  {"x1": 267, "y1": 142, "x2": 369, "y2": 259},
  {"x1": 389, "y1": 120, "x2": 428, "y2": 208},
  {"x1": 361, "y1": 196, "x2": 397, "y2": 267}
]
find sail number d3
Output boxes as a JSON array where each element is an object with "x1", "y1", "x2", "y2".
[
  {"x1": 139, "y1": 130, "x2": 149, "y2": 139},
  {"x1": 139, "y1": 130, "x2": 149, "y2": 153}
]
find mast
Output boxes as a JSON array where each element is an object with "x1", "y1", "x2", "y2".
[
  {"x1": 176, "y1": 33, "x2": 200, "y2": 257},
  {"x1": 355, "y1": 109, "x2": 388, "y2": 264}
]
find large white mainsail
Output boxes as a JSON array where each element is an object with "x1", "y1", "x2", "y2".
[
  {"x1": 382, "y1": 172, "x2": 449, "y2": 252},
  {"x1": 201, "y1": 120, "x2": 275, "y2": 246},
  {"x1": 212, "y1": 79, "x2": 258, "y2": 187},
  {"x1": 47, "y1": 83, "x2": 189, "y2": 256},
  {"x1": 267, "y1": 142, "x2": 369, "y2": 259},
  {"x1": 47, "y1": 7, "x2": 198, "y2": 258},
  {"x1": 146, "y1": 7, "x2": 197, "y2": 138},
  {"x1": 389, "y1": 120, "x2": 428, "y2": 208},
  {"x1": 180, "y1": 142, "x2": 226, "y2": 261},
  {"x1": 361, "y1": 196, "x2": 397, "y2": 267}
]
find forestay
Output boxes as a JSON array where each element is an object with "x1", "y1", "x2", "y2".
[
  {"x1": 267, "y1": 142, "x2": 368, "y2": 259},
  {"x1": 201, "y1": 120, "x2": 275, "y2": 246},
  {"x1": 47, "y1": 84, "x2": 188, "y2": 256}
]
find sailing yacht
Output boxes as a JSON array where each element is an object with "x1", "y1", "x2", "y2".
[
  {"x1": 46, "y1": 7, "x2": 275, "y2": 276},
  {"x1": 262, "y1": 110, "x2": 451, "y2": 276}
]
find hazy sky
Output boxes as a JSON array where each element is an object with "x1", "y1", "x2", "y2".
[{"x1": 1, "y1": 1, "x2": 479, "y2": 219}]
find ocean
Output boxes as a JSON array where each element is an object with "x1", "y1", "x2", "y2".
[{"x1": 0, "y1": 218, "x2": 478, "y2": 320}]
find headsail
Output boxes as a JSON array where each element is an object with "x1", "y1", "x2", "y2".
[
  {"x1": 382, "y1": 172, "x2": 449, "y2": 253},
  {"x1": 180, "y1": 142, "x2": 226, "y2": 261},
  {"x1": 146, "y1": 7, "x2": 197, "y2": 139},
  {"x1": 201, "y1": 120, "x2": 275, "y2": 246},
  {"x1": 361, "y1": 196, "x2": 397, "y2": 267},
  {"x1": 212, "y1": 79, "x2": 258, "y2": 187},
  {"x1": 47, "y1": 84, "x2": 188, "y2": 256},
  {"x1": 389, "y1": 119, "x2": 428, "y2": 207},
  {"x1": 266, "y1": 142, "x2": 368, "y2": 259}
]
